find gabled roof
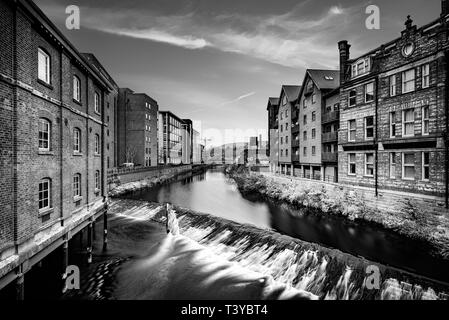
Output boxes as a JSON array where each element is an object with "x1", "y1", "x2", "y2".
[
  {"x1": 268, "y1": 97, "x2": 279, "y2": 106},
  {"x1": 281, "y1": 85, "x2": 301, "y2": 102},
  {"x1": 297, "y1": 69, "x2": 340, "y2": 99}
]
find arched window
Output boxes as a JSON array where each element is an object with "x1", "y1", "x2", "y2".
[
  {"x1": 73, "y1": 75, "x2": 81, "y2": 102},
  {"x1": 73, "y1": 128, "x2": 81, "y2": 153},
  {"x1": 73, "y1": 173, "x2": 81, "y2": 198},
  {"x1": 94, "y1": 92, "x2": 100, "y2": 114},
  {"x1": 95, "y1": 134, "x2": 100, "y2": 154},
  {"x1": 38, "y1": 118, "x2": 51, "y2": 151},
  {"x1": 95, "y1": 170, "x2": 101, "y2": 191},
  {"x1": 38, "y1": 48, "x2": 51, "y2": 84},
  {"x1": 39, "y1": 178, "x2": 52, "y2": 211}
]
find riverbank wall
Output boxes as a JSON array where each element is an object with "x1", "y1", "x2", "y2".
[
  {"x1": 108, "y1": 199, "x2": 449, "y2": 300},
  {"x1": 232, "y1": 171, "x2": 449, "y2": 260}
]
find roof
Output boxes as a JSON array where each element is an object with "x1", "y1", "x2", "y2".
[
  {"x1": 81, "y1": 53, "x2": 119, "y2": 90},
  {"x1": 282, "y1": 85, "x2": 301, "y2": 102},
  {"x1": 268, "y1": 97, "x2": 279, "y2": 105},
  {"x1": 307, "y1": 69, "x2": 340, "y2": 90}
]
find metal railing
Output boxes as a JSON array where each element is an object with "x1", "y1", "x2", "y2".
[
  {"x1": 322, "y1": 152, "x2": 338, "y2": 162},
  {"x1": 322, "y1": 131, "x2": 338, "y2": 142},
  {"x1": 322, "y1": 110, "x2": 340, "y2": 124}
]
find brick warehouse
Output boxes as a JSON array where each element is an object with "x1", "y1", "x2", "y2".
[
  {"x1": 338, "y1": 2, "x2": 449, "y2": 201},
  {"x1": 0, "y1": 0, "x2": 115, "y2": 295}
]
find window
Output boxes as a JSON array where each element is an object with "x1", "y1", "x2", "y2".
[
  {"x1": 349, "y1": 90, "x2": 357, "y2": 107},
  {"x1": 312, "y1": 128, "x2": 316, "y2": 139},
  {"x1": 312, "y1": 146, "x2": 316, "y2": 156},
  {"x1": 390, "y1": 75, "x2": 397, "y2": 97},
  {"x1": 38, "y1": 48, "x2": 51, "y2": 84},
  {"x1": 422, "y1": 106, "x2": 429, "y2": 135},
  {"x1": 402, "y1": 153, "x2": 415, "y2": 180},
  {"x1": 390, "y1": 152, "x2": 396, "y2": 179},
  {"x1": 312, "y1": 112, "x2": 316, "y2": 122},
  {"x1": 286, "y1": 110, "x2": 289, "y2": 118},
  {"x1": 402, "y1": 69, "x2": 415, "y2": 94},
  {"x1": 73, "y1": 75, "x2": 81, "y2": 101},
  {"x1": 312, "y1": 94, "x2": 316, "y2": 104},
  {"x1": 95, "y1": 134, "x2": 100, "y2": 154},
  {"x1": 285, "y1": 123, "x2": 288, "y2": 131},
  {"x1": 348, "y1": 154, "x2": 356, "y2": 175},
  {"x1": 286, "y1": 149, "x2": 289, "y2": 157},
  {"x1": 402, "y1": 109, "x2": 415, "y2": 137},
  {"x1": 280, "y1": 137, "x2": 283, "y2": 145},
  {"x1": 285, "y1": 136, "x2": 289, "y2": 144},
  {"x1": 95, "y1": 170, "x2": 101, "y2": 191},
  {"x1": 39, "y1": 178, "x2": 51, "y2": 211},
  {"x1": 351, "y1": 58, "x2": 370, "y2": 78},
  {"x1": 365, "y1": 116, "x2": 374, "y2": 139},
  {"x1": 281, "y1": 150, "x2": 283, "y2": 157},
  {"x1": 94, "y1": 92, "x2": 100, "y2": 114},
  {"x1": 303, "y1": 147, "x2": 307, "y2": 157},
  {"x1": 73, "y1": 128, "x2": 81, "y2": 153},
  {"x1": 348, "y1": 120, "x2": 356, "y2": 142},
  {"x1": 365, "y1": 153, "x2": 374, "y2": 177},
  {"x1": 365, "y1": 83, "x2": 374, "y2": 103},
  {"x1": 303, "y1": 115, "x2": 307, "y2": 125},
  {"x1": 390, "y1": 112, "x2": 396, "y2": 138},
  {"x1": 38, "y1": 118, "x2": 51, "y2": 151},
  {"x1": 422, "y1": 64, "x2": 430, "y2": 89},
  {"x1": 73, "y1": 174, "x2": 81, "y2": 198},
  {"x1": 422, "y1": 152, "x2": 430, "y2": 181},
  {"x1": 303, "y1": 131, "x2": 307, "y2": 141}
]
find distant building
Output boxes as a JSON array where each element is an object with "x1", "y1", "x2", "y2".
[
  {"x1": 158, "y1": 111, "x2": 183, "y2": 165},
  {"x1": 192, "y1": 129, "x2": 201, "y2": 164},
  {"x1": 117, "y1": 88, "x2": 158, "y2": 167},
  {"x1": 182, "y1": 119, "x2": 193, "y2": 164},
  {"x1": 267, "y1": 97, "x2": 280, "y2": 172}
]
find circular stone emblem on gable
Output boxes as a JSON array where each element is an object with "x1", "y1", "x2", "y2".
[{"x1": 402, "y1": 42, "x2": 415, "y2": 57}]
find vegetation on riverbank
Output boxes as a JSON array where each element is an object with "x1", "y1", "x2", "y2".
[{"x1": 225, "y1": 165, "x2": 449, "y2": 260}]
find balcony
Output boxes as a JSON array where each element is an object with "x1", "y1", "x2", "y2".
[
  {"x1": 322, "y1": 131, "x2": 338, "y2": 142},
  {"x1": 292, "y1": 124, "x2": 300, "y2": 134},
  {"x1": 322, "y1": 152, "x2": 338, "y2": 163},
  {"x1": 292, "y1": 139, "x2": 300, "y2": 148},
  {"x1": 322, "y1": 111, "x2": 339, "y2": 124}
]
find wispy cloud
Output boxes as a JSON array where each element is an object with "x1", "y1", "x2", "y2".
[{"x1": 219, "y1": 92, "x2": 256, "y2": 106}]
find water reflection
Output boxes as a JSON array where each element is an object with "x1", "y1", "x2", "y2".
[{"x1": 127, "y1": 170, "x2": 449, "y2": 283}]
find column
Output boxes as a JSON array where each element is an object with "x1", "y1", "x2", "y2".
[
  {"x1": 87, "y1": 222, "x2": 93, "y2": 264},
  {"x1": 310, "y1": 165, "x2": 312, "y2": 179},
  {"x1": 321, "y1": 166, "x2": 325, "y2": 182}
]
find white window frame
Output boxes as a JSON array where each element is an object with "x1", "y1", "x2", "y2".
[
  {"x1": 402, "y1": 153, "x2": 415, "y2": 180},
  {"x1": 73, "y1": 75, "x2": 81, "y2": 102},
  {"x1": 95, "y1": 134, "x2": 100, "y2": 154},
  {"x1": 351, "y1": 57, "x2": 370, "y2": 78},
  {"x1": 95, "y1": 170, "x2": 101, "y2": 191},
  {"x1": 94, "y1": 92, "x2": 100, "y2": 114},
  {"x1": 422, "y1": 152, "x2": 430, "y2": 181},
  {"x1": 349, "y1": 90, "x2": 357, "y2": 107},
  {"x1": 365, "y1": 82, "x2": 374, "y2": 103},
  {"x1": 312, "y1": 146, "x2": 316, "y2": 156},
  {"x1": 348, "y1": 153, "x2": 356, "y2": 176},
  {"x1": 312, "y1": 128, "x2": 316, "y2": 139},
  {"x1": 422, "y1": 64, "x2": 430, "y2": 89},
  {"x1": 390, "y1": 152, "x2": 396, "y2": 179},
  {"x1": 402, "y1": 108, "x2": 415, "y2": 137},
  {"x1": 390, "y1": 111, "x2": 396, "y2": 138},
  {"x1": 402, "y1": 69, "x2": 415, "y2": 94},
  {"x1": 365, "y1": 116, "x2": 374, "y2": 140},
  {"x1": 422, "y1": 106, "x2": 429, "y2": 136},
  {"x1": 348, "y1": 119, "x2": 356, "y2": 142},
  {"x1": 73, "y1": 128, "x2": 81, "y2": 153},
  {"x1": 38, "y1": 118, "x2": 51, "y2": 152},
  {"x1": 390, "y1": 75, "x2": 396, "y2": 97},
  {"x1": 73, "y1": 174, "x2": 81, "y2": 198},
  {"x1": 365, "y1": 153, "x2": 374, "y2": 177},
  {"x1": 39, "y1": 178, "x2": 51, "y2": 211},
  {"x1": 38, "y1": 48, "x2": 51, "y2": 84}
]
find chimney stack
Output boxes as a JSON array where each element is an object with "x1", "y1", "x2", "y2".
[
  {"x1": 442, "y1": 0, "x2": 449, "y2": 16},
  {"x1": 338, "y1": 40, "x2": 351, "y2": 85}
]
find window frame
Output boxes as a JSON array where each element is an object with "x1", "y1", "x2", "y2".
[
  {"x1": 73, "y1": 128, "x2": 81, "y2": 153},
  {"x1": 365, "y1": 116, "x2": 374, "y2": 140},
  {"x1": 349, "y1": 90, "x2": 357, "y2": 107},
  {"x1": 348, "y1": 153, "x2": 356, "y2": 176},
  {"x1": 389, "y1": 75, "x2": 397, "y2": 97},
  {"x1": 348, "y1": 119, "x2": 356, "y2": 142},
  {"x1": 365, "y1": 153, "x2": 374, "y2": 177},
  {"x1": 365, "y1": 82, "x2": 375, "y2": 103},
  {"x1": 422, "y1": 152, "x2": 430, "y2": 181},
  {"x1": 390, "y1": 111, "x2": 396, "y2": 138},
  {"x1": 94, "y1": 92, "x2": 101, "y2": 114},
  {"x1": 38, "y1": 118, "x2": 51, "y2": 152},
  {"x1": 422, "y1": 64, "x2": 430, "y2": 89},
  {"x1": 402, "y1": 153, "x2": 415, "y2": 180},
  {"x1": 422, "y1": 106, "x2": 429, "y2": 136},
  {"x1": 95, "y1": 170, "x2": 101, "y2": 191},
  {"x1": 95, "y1": 134, "x2": 100, "y2": 155},
  {"x1": 73, "y1": 173, "x2": 82, "y2": 198},
  {"x1": 402, "y1": 69, "x2": 416, "y2": 94},
  {"x1": 38, "y1": 48, "x2": 51, "y2": 84},
  {"x1": 402, "y1": 108, "x2": 415, "y2": 137},
  {"x1": 38, "y1": 178, "x2": 52, "y2": 212},
  {"x1": 73, "y1": 75, "x2": 81, "y2": 102},
  {"x1": 390, "y1": 152, "x2": 396, "y2": 179}
]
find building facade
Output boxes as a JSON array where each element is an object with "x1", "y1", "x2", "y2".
[
  {"x1": 297, "y1": 70, "x2": 339, "y2": 180},
  {"x1": 0, "y1": 0, "x2": 112, "y2": 292},
  {"x1": 182, "y1": 119, "x2": 193, "y2": 164},
  {"x1": 338, "y1": 5, "x2": 449, "y2": 197},
  {"x1": 158, "y1": 111, "x2": 183, "y2": 165},
  {"x1": 192, "y1": 129, "x2": 201, "y2": 164},
  {"x1": 322, "y1": 88, "x2": 340, "y2": 182},
  {"x1": 266, "y1": 97, "x2": 279, "y2": 172},
  {"x1": 117, "y1": 88, "x2": 158, "y2": 167}
]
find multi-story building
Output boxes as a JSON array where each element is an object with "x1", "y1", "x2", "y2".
[
  {"x1": 0, "y1": 0, "x2": 114, "y2": 294},
  {"x1": 277, "y1": 85, "x2": 301, "y2": 175},
  {"x1": 182, "y1": 119, "x2": 193, "y2": 164},
  {"x1": 82, "y1": 53, "x2": 119, "y2": 169},
  {"x1": 117, "y1": 88, "x2": 158, "y2": 167},
  {"x1": 192, "y1": 129, "x2": 201, "y2": 164},
  {"x1": 338, "y1": 2, "x2": 449, "y2": 198},
  {"x1": 322, "y1": 88, "x2": 340, "y2": 182},
  {"x1": 158, "y1": 111, "x2": 183, "y2": 165},
  {"x1": 297, "y1": 70, "x2": 339, "y2": 180},
  {"x1": 266, "y1": 97, "x2": 279, "y2": 172}
]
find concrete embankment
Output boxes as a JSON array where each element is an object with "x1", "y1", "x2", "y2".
[{"x1": 100, "y1": 199, "x2": 449, "y2": 300}]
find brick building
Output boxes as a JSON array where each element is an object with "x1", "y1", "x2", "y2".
[
  {"x1": 158, "y1": 111, "x2": 184, "y2": 165},
  {"x1": 297, "y1": 70, "x2": 339, "y2": 180},
  {"x1": 0, "y1": 0, "x2": 113, "y2": 293},
  {"x1": 266, "y1": 97, "x2": 279, "y2": 172},
  {"x1": 117, "y1": 88, "x2": 159, "y2": 167},
  {"x1": 322, "y1": 88, "x2": 340, "y2": 182},
  {"x1": 338, "y1": 2, "x2": 449, "y2": 198}
]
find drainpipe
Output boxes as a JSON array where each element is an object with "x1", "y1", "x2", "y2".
[{"x1": 375, "y1": 76, "x2": 379, "y2": 198}]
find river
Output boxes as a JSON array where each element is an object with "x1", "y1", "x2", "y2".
[{"x1": 127, "y1": 169, "x2": 449, "y2": 284}]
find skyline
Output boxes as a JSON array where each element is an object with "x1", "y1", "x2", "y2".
[{"x1": 35, "y1": 0, "x2": 441, "y2": 146}]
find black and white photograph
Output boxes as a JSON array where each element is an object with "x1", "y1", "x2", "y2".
[{"x1": 1, "y1": 0, "x2": 449, "y2": 310}]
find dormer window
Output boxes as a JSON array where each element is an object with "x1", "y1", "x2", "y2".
[{"x1": 351, "y1": 57, "x2": 371, "y2": 78}]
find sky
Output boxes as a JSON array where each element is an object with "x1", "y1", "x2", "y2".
[{"x1": 35, "y1": 0, "x2": 441, "y2": 146}]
